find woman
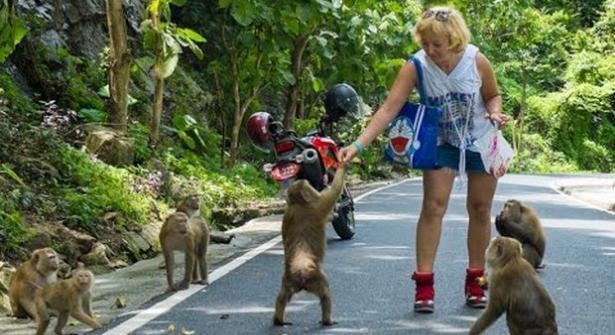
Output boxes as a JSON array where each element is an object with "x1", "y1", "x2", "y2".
[{"x1": 337, "y1": 6, "x2": 510, "y2": 313}]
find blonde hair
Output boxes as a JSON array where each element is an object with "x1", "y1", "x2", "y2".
[{"x1": 413, "y1": 6, "x2": 471, "y2": 53}]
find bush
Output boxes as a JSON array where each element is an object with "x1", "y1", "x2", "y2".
[
  {"x1": 0, "y1": 195, "x2": 30, "y2": 258},
  {"x1": 52, "y1": 146, "x2": 152, "y2": 231}
]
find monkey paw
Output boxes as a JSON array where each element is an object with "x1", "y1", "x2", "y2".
[
  {"x1": 273, "y1": 318, "x2": 292, "y2": 326},
  {"x1": 193, "y1": 279, "x2": 210, "y2": 287},
  {"x1": 322, "y1": 320, "x2": 337, "y2": 326},
  {"x1": 173, "y1": 280, "x2": 190, "y2": 291}
]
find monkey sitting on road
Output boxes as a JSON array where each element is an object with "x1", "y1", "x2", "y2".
[
  {"x1": 9, "y1": 247, "x2": 59, "y2": 319},
  {"x1": 495, "y1": 199, "x2": 546, "y2": 269},
  {"x1": 469, "y1": 236, "x2": 558, "y2": 335},
  {"x1": 34, "y1": 267, "x2": 102, "y2": 335},
  {"x1": 273, "y1": 164, "x2": 346, "y2": 326},
  {"x1": 159, "y1": 211, "x2": 210, "y2": 292}
]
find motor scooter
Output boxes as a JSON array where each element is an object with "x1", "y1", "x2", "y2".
[{"x1": 246, "y1": 84, "x2": 360, "y2": 240}]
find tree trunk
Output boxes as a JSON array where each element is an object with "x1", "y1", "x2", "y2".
[
  {"x1": 227, "y1": 59, "x2": 242, "y2": 167},
  {"x1": 149, "y1": 8, "x2": 163, "y2": 146},
  {"x1": 283, "y1": 34, "x2": 310, "y2": 128},
  {"x1": 105, "y1": 0, "x2": 131, "y2": 132},
  {"x1": 150, "y1": 67, "x2": 164, "y2": 145}
]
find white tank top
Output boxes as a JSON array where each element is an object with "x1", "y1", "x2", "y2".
[{"x1": 413, "y1": 44, "x2": 491, "y2": 152}]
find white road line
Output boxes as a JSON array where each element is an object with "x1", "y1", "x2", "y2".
[
  {"x1": 102, "y1": 178, "x2": 413, "y2": 334},
  {"x1": 550, "y1": 181, "x2": 615, "y2": 216},
  {"x1": 101, "y1": 236, "x2": 282, "y2": 335},
  {"x1": 354, "y1": 178, "x2": 416, "y2": 203}
]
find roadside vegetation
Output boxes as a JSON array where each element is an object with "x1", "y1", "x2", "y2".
[{"x1": 0, "y1": 0, "x2": 613, "y2": 262}]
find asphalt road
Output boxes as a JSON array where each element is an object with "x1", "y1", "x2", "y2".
[{"x1": 91, "y1": 174, "x2": 615, "y2": 335}]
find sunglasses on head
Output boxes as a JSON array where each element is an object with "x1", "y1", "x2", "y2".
[{"x1": 422, "y1": 8, "x2": 450, "y2": 21}]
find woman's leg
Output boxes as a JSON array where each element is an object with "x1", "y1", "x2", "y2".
[
  {"x1": 466, "y1": 171, "x2": 497, "y2": 268},
  {"x1": 412, "y1": 168, "x2": 455, "y2": 313},
  {"x1": 416, "y1": 168, "x2": 456, "y2": 272},
  {"x1": 465, "y1": 171, "x2": 497, "y2": 308}
]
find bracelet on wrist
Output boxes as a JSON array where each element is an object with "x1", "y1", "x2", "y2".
[{"x1": 352, "y1": 140, "x2": 365, "y2": 155}]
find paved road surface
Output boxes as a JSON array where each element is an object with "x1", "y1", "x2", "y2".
[{"x1": 89, "y1": 174, "x2": 615, "y2": 335}]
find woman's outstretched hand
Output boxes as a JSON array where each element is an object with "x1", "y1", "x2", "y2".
[{"x1": 337, "y1": 145, "x2": 358, "y2": 164}]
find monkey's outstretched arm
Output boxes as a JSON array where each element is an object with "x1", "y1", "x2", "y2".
[{"x1": 319, "y1": 165, "x2": 346, "y2": 207}]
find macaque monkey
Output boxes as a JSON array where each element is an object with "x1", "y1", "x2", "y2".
[
  {"x1": 495, "y1": 199, "x2": 546, "y2": 269},
  {"x1": 273, "y1": 164, "x2": 346, "y2": 326},
  {"x1": 9, "y1": 247, "x2": 59, "y2": 319},
  {"x1": 159, "y1": 211, "x2": 209, "y2": 292},
  {"x1": 469, "y1": 236, "x2": 558, "y2": 335},
  {"x1": 34, "y1": 267, "x2": 101, "y2": 335},
  {"x1": 177, "y1": 194, "x2": 235, "y2": 244}
]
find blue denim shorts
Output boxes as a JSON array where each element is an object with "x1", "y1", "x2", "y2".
[{"x1": 435, "y1": 143, "x2": 486, "y2": 172}]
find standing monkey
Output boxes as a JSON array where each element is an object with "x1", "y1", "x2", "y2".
[
  {"x1": 495, "y1": 199, "x2": 546, "y2": 268},
  {"x1": 34, "y1": 268, "x2": 101, "y2": 335},
  {"x1": 176, "y1": 194, "x2": 235, "y2": 244},
  {"x1": 9, "y1": 247, "x2": 59, "y2": 318},
  {"x1": 273, "y1": 164, "x2": 346, "y2": 326},
  {"x1": 159, "y1": 211, "x2": 209, "y2": 292},
  {"x1": 469, "y1": 236, "x2": 558, "y2": 335}
]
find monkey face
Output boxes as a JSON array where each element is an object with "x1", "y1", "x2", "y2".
[
  {"x1": 286, "y1": 180, "x2": 320, "y2": 205},
  {"x1": 165, "y1": 213, "x2": 191, "y2": 235},
  {"x1": 182, "y1": 195, "x2": 200, "y2": 211},
  {"x1": 33, "y1": 248, "x2": 60, "y2": 271},
  {"x1": 486, "y1": 236, "x2": 523, "y2": 267},
  {"x1": 499, "y1": 200, "x2": 522, "y2": 221},
  {"x1": 75, "y1": 270, "x2": 94, "y2": 288}
]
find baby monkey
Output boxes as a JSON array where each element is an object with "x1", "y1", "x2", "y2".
[
  {"x1": 273, "y1": 164, "x2": 346, "y2": 326},
  {"x1": 34, "y1": 267, "x2": 101, "y2": 335},
  {"x1": 469, "y1": 236, "x2": 558, "y2": 335}
]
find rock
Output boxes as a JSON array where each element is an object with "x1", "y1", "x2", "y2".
[
  {"x1": 139, "y1": 222, "x2": 163, "y2": 251},
  {"x1": 85, "y1": 126, "x2": 135, "y2": 167},
  {"x1": 123, "y1": 231, "x2": 152, "y2": 256},
  {"x1": 0, "y1": 265, "x2": 16, "y2": 314},
  {"x1": 108, "y1": 259, "x2": 128, "y2": 269},
  {"x1": 79, "y1": 242, "x2": 111, "y2": 267},
  {"x1": 54, "y1": 224, "x2": 97, "y2": 254}
]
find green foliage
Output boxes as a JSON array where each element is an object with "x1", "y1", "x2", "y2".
[
  {"x1": 0, "y1": 70, "x2": 38, "y2": 114},
  {"x1": 0, "y1": 0, "x2": 28, "y2": 63},
  {"x1": 0, "y1": 195, "x2": 30, "y2": 257},
  {"x1": 52, "y1": 146, "x2": 152, "y2": 230},
  {"x1": 168, "y1": 114, "x2": 207, "y2": 151},
  {"x1": 529, "y1": 82, "x2": 615, "y2": 172},
  {"x1": 128, "y1": 122, "x2": 154, "y2": 163},
  {"x1": 162, "y1": 149, "x2": 277, "y2": 210},
  {"x1": 510, "y1": 133, "x2": 578, "y2": 173},
  {"x1": 78, "y1": 108, "x2": 108, "y2": 123},
  {"x1": 142, "y1": 0, "x2": 206, "y2": 78}
]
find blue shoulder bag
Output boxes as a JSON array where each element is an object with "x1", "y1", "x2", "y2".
[{"x1": 384, "y1": 56, "x2": 442, "y2": 169}]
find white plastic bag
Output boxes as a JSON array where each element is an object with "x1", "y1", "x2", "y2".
[{"x1": 475, "y1": 127, "x2": 515, "y2": 178}]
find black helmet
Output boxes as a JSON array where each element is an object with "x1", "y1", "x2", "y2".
[
  {"x1": 246, "y1": 112, "x2": 274, "y2": 152},
  {"x1": 324, "y1": 83, "x2": 360, "y2": 122}
]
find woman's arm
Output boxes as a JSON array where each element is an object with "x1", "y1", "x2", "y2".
[
  {"x1": 356, "y1": 61, "x2": 417, "y2": 147},
  {"x1": 476, "y1": 53, "x2": 509, "y2": 126},
  {"x1": 339, "y1": 61, "x2": 417, "y2": 162}
]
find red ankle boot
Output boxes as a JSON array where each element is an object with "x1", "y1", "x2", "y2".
[
  {"x1": 465, "y1": 268, "x2": 487, "y2": 308},
  {"x1": 412, "y1": 272, "x2": 434, "y2": 313}
]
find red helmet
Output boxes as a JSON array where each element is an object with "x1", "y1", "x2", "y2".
[{"x1": 246, "y1": 112, "x2": 274, "y2": 152}]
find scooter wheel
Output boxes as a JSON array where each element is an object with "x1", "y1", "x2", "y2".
[{"x1": 332, "y1": 205, "x2": 355, "y2": 240}]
